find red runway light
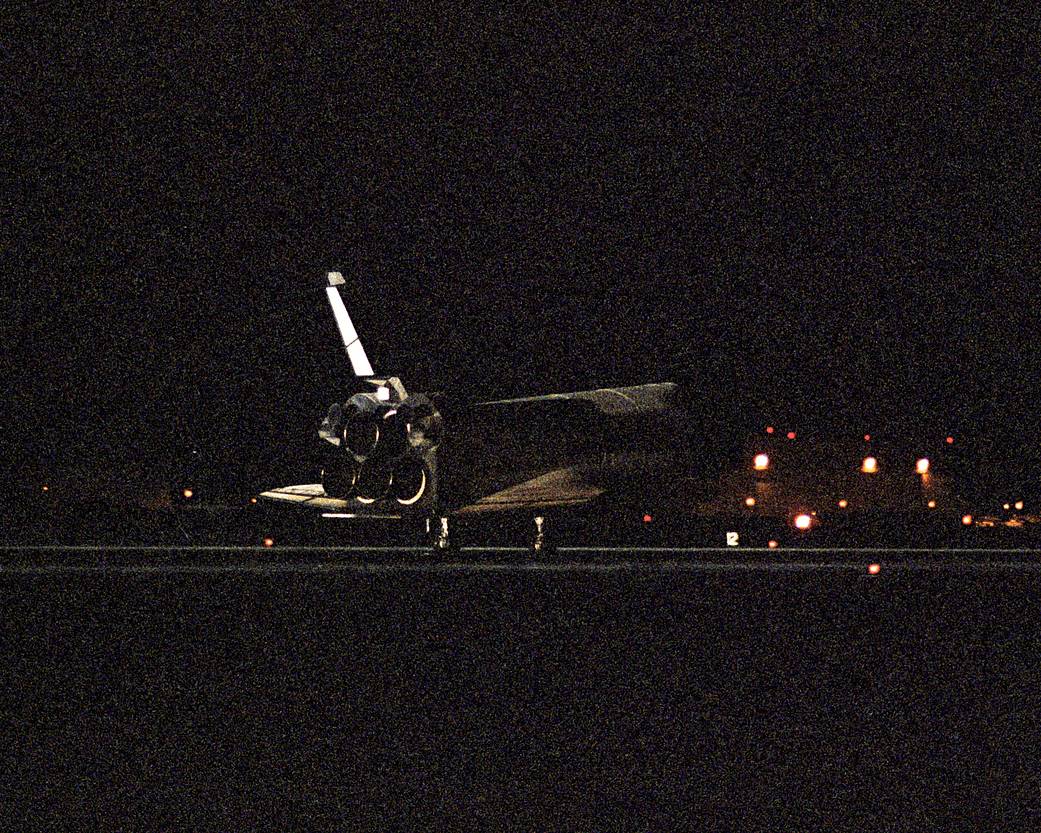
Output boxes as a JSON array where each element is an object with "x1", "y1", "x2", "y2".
[
  {"x1": 863, "y1": 434, "x2": 871, "y2": 442},
  {"x1": 263, "y1": 537, "x2": 275, "y2": 547},
  {"x1": 946, "y1": 436, "x2": 955, "y2": 445},
  {"x1": 765, "y1": 426, "x2": 775, "y2": 434},
  {"x1": 867, "y1": 563, "x2": 881, "y2": 575},
  {"x1": 786, "y1": 431, "x2": 797, "y2": 440},
  {"x1": 642, "y1": 513, "x2": 653, "y2": 523}
]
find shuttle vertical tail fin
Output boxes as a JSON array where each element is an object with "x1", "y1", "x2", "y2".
[{"x1": 324, "y1": 271, "x2": 374, "y2": 378}]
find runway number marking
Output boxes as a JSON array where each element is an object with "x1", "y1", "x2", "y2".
[{"x1": 726, "y1": 532, "x2": 739, "y2": 547}]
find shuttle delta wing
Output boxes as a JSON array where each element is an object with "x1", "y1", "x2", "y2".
[{"x1": 453, "y1": 467, "x2": 606, "y2": 515}]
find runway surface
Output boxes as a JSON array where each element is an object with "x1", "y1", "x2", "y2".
[
  {"x1": 3, "y1": 544, "x2": 1041, "y2": 573},
  {"x1": 6, "y1": 545, "x2": 1041, "y2": 828}
]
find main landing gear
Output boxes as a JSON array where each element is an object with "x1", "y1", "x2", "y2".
[
  {"x1": 426, "y1": 514, "x2": 557, "y2": 556},
  {"x1": 428, "y1": 516, "x2": 458, "y2": 554},
  {"x1": 531, "y1": 515, "x2": 557, "y2": 557}
]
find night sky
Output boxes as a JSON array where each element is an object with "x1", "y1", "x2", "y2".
[{"x1": 7, "y1": 7, "x2": 1039, "y2": 495}]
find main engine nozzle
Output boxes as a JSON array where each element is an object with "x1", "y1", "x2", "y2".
[
  {"x1": 355, "y1": 459, "x2": 395, "y2": 503},
  {"x1": 341, "y1": 404, "x2": 412, "y2": 461},
  {"x1": 377, "y1": 409, "x2": 409, "y2": 459},
  {"x1": 320, "y1": 392, "x2": 438, "y2": 508},
  {"x1": 321, "y1": 459, "x2": 358, "y2": 499},
  {"x1": 390, "y1": 457, "x2": 428, "y2": 505},
  {"x1": 341, "y1": 410, "x2": 380, "y2": 458}
]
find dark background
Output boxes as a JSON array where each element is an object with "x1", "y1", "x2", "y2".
[{"x1": 6, "y1": 7, "x2": 1039, "y2": 496}]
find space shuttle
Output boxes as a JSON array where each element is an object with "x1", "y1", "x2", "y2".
[
  {"x1": 260, "y1": 271, "x2": 699, "y2": 550},
  {"x1": 260, "y1": 271, "x2": 1036, "y2": 549}
]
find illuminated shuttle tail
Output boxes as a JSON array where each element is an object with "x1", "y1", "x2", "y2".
[
  {"x1": 324, "y1": 271, "x2": 375, "y2": 378},
  {"x1": 324, "y1": 270, "x2": 409, "y2": 402}
]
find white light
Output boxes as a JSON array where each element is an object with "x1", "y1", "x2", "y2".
[
  {"x1": 1015, "y1": 500, "x2": 1024, "y2": 511},
  {"x1": 753, "y1": 453, "x2": 770, "y2": 471},
  {"x1": 376, "y1": 386, "x2": 391, "y2": 402},
  {"x1": 916, "y1": 458, "x2": 930, "y2": 475},
  {"x1": 794, "y1": 513, "x2": 813, "y2": 530},
  {"x1": 744, "y1": 497, "x2": 756, "y2": 507},
  {"x1": 861, "y1": 456, "x2": 878, "y2": 474}
]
